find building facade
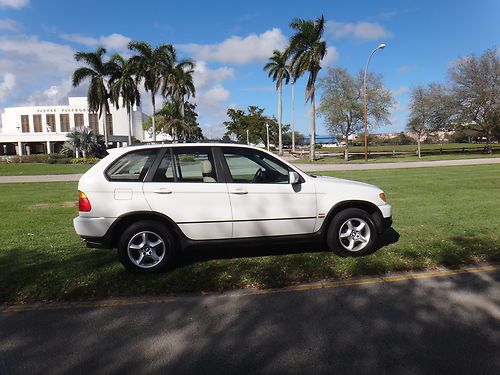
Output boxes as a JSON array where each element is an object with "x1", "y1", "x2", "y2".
[{"x1": 0, "y1": 97, "x2": 147, "y2": 155}]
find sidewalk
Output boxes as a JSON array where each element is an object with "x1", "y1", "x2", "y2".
[{"x1": 1, "y1": 157, "x2": 499, "y2": 183}]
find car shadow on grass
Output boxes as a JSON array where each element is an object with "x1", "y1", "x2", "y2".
[{"x1": 175, "y1": 228, "x2": 401, "y2": 267}]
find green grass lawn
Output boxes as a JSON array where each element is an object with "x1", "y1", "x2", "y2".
[
  {"x1": 292, "y1": 152, "x2": 500, "y2": 164},
  {"x1": 0, "y1": 163, "x2": 92, "y2": 176},
  {"x1": 1, "y1": 164, "x2": 499, "y2": 304}
]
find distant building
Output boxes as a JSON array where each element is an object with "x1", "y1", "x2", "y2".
[{"x1": 0, "y1": 97, "x2": 148, "y2": 155}]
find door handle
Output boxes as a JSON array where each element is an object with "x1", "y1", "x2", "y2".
[
  {"x1": 153, "y1": 189, "x2": 172, "y2": 194},
  {"x1": 230, "y1": 188, "x2": 248, "y2": 195}
]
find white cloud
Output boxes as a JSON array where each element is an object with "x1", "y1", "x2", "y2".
[
  {"x1": 178, "y1": 28, "x2": 288, "y2": 65},
  {"x1": 60, "y1": 33, "x2": 131, "y2": 51},
  {"x1": 0, "y1": 35, "x2": 76, "y2": 76},
  {"x1": 0, "y1": 73, "x2": 16, "y2": 102},
  {"x1": 193, "y1": 61, "x2": 234, "y2": 89},
  {"x1": 21, "y1": 77, "x2": 88, "y2": 106},
  {"x1": 0, "y1": 19, "x2": 21, "y2": 32},
  {"x1": 0, "y1": 35, "x2": 78, "y2": 106},
  {"x1": 398, "y1": 64, "x2": 416, "y2": 74},
  {"x1": 391, "y1": 86, "x2": 409, "y2": 97},
  {"x1": 321, "y1": 46, "x2": 340, "y2": 67},
  {"x1": 0, "y1": 0, "x2": 28, "y2": 9},
  {"x1": 326, "y1": 20, "x2": 391, "y2": 40}
]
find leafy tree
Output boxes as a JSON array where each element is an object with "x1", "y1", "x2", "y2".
[
  {"x1": 162, "y1": 57, "x2": 196, "y2": 118},
  {"x1": 288, "y1": 15, "x2": 327, "y2": 161},
  {"x1": 224, "y1": 106, "x2": 289, "y2": 146},
  {"x1": 406, "y1": 86, "x2": 433, "y2": 158},
  {"x1": 72, "y1": 47, "x2": 112, "y2": 146},
  {"x1": 108, "y1": 54, "x2": 141, "y2": 146},
  {"x1": 264, "y1": 49, "x2": 290, "y2": 155},
  {"x1": 128, "y1": 41, "x2": 175, "y2": 142},
  {"x1": 318, "y1": 67, "x2": 393, "y2": 160},
  {"x1": 449, "y1": 47, "x2": 500, "y2": 152}
]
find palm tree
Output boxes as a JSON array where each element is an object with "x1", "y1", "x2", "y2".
[
  {"x1": 128, "y1": 41, "x2": 175, "y2": 142},
  {"x1": 162, "y1": 57, "x2": 196, "y2": 119},
  {"x1": 289, "y1": 15, "x2": 327, "y2": 161},
  {"x1": 108, "y1": 54, "x2": 141, "y2": 145},
  {"x1": 152, "y1": 100, "x2": 192, "y2": 141},
  {"x1": 264, "y1": 49, "x2": 290, "y2": 155},
  {"x1": 72, "y1": 47, "x2": 111, "y2": 146}
]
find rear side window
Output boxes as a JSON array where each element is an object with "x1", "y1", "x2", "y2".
[
  {"x1": 106, "y1": 149, "x2": 158, "y2": 181},
  {"x1": 152, "y1": 147, "x2": 217, "y2": 183}
]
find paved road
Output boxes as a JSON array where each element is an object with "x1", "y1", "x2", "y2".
[
  {"x1": 0, "y1": 173, "x2": 82, "y2": 183},
  {"x1": 1, "y1": 265, "x2": 499, "y2": 374},
  {"x1": 1, "y1": 158, "x2": 499, "y2": 183},
  {"x1": 295, "y1": 157, "x2": 500, "y2": 172}
]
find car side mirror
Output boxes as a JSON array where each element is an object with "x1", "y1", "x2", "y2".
[{"x1": 289, "y1": 171, "x2": 301, "y2": 184}]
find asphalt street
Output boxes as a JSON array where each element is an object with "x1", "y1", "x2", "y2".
[{"x1": 1, "y1": 265, "x2": 499, "y2": 374}]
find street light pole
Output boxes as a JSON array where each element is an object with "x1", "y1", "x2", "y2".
[
  {"x1": 266, "y1": 122, "x2": 270, "y2": 151},
  {"x1": 363, "y1": 43, "x2": 386, "y2": 162}
]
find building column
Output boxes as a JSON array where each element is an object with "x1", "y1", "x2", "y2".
[
  {"x1": 17, "y1": 141, "x2": 23, "y2": 156},
  {"x1": 46, "y1": 141, "x2": 51, "y2": 154}
]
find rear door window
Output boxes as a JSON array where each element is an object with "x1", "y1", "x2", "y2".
[{"x1": 152, "y1": 147, "x2": 218, "y2": 183}]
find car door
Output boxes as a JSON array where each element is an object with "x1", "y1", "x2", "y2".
[
  {"x1": 143, "y1": 146, "x2": 232, "y2": 240},
  {"x1": 221, "y1": 146, "x2": 317, "y2": 238}
]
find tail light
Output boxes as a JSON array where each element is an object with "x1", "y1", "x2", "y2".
[{"x1": 78, "y1": 190, "x2": 92, "y2": 212}]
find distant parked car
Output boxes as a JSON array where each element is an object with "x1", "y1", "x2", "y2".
[{"x1": 74, "y1": 143, "x2": 392, "y2": 273}]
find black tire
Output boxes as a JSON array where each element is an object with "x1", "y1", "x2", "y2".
[
  {"x1": 327, "y1": 208, "x2": 379, "y2": 257},
  {"x1": 117, "y1": 220, "x2": 177, "y2": 273}
]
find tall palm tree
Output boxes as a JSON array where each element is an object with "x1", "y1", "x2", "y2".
[
  {"x1": 289, "y1": 15, "x2": 327, "y2": 161},
  {"x1": 264, "y1": 49, "x2": 290, "y2": 155},
  {"x1": 108, "y1": 54, "x2": 141, "y2": 145},
  {"x1": 152, "y1": 100, "x2": 192, "y2": 141},
  {"x1": 128, "y1": 41, "x2": 175, "y2": 142},
  {"x1": 72, "y1": 47, "x2": 111, "y2": 146},
  {"x1": 162, "y1": 58, "x2": 196, "y2": 119}
]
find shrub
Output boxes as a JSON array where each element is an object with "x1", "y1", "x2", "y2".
[{"x1": 69, "y1": 157, "x2": 100, "y2": 164}]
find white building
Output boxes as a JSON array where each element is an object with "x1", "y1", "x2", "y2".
[{"x1": 0, "y1": 97, "x2": 148, "y2": 155}]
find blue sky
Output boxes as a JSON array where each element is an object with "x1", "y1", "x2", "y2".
[{"x1": 0, "y1": 0, "x2": 498, "y2": 137}]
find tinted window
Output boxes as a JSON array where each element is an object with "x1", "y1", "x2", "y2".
[
  {"x1": 222, "y1": 148, "x2": 290, "y2": 184},
  {"x1": 172, "y1": 148, "x2": 217, "y2": 183},
  {"x1": 106, "y1": 149, "x2": 158, "y2": 181},
  {"x1": 152, "y1": 151, "x2": 175, "y2": 182}
]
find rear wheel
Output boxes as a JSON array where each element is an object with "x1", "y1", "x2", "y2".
[
  {"x1": 117, "y1": 220, "x2": 176, "y2": 273},
  {"x1": 327, "y1": 208, "x2": 378, "y2": 257}
]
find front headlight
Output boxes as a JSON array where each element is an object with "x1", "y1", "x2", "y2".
[{"x1": 379, "y1": 192, "x2": 387, "y2": 202}]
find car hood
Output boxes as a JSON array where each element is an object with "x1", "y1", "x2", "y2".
[{"x1": 311, "y1": 175, "x2": 383, "y2": 196}]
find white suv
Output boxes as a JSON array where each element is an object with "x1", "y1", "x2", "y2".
[{"x1": 74, "y1": 143, "x2": 392, "y2": 273}]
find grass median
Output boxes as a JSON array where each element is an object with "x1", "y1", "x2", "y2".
[{"x1": 0, "y1": 164, "x2": 499, "y2": 304}]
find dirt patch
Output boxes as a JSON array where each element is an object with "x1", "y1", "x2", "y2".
[{"x1": 30, "y1": 201, "x2": 77, "y2": 209}]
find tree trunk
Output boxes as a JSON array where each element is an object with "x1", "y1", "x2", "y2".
[
  {"x1": 417, "y1": 137, "x2": 421, "y2": 158},
  {"x1": 344, "y1": 134, "x2": 349, "y2": 161},
  {"x1": 127, "y1": 108, "x2": 132, "y2": 146},
  {"x1": 278, "y1": 82, "x2": 283, "y2": 155},
  {"x1": 103, "y1": 113, "x2": 108, "y2": 147},
  {"x1": 151, "y1": 94, "x2": 156, "y2": 142},
  {"x1": 309, "y1": 89, "x2": 316, "y2": 162},
  {"x1": 485, "y1": 127, "x2": 492, "y2": 154},
  {"x1": 291, "y1": 82, "x2": 295, "y2": 153}
]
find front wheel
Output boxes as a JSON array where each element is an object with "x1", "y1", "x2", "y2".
[
  {"x1": 327, "y1": 208, "x2": 379, "y2": 257},
  {"x1": 117, "y1": 220, "x2": 176, "y2": 273}
]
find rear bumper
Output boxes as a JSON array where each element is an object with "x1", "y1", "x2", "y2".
[{"x1": 74, "y1": 216, "x2": 115, "y2": 249}]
